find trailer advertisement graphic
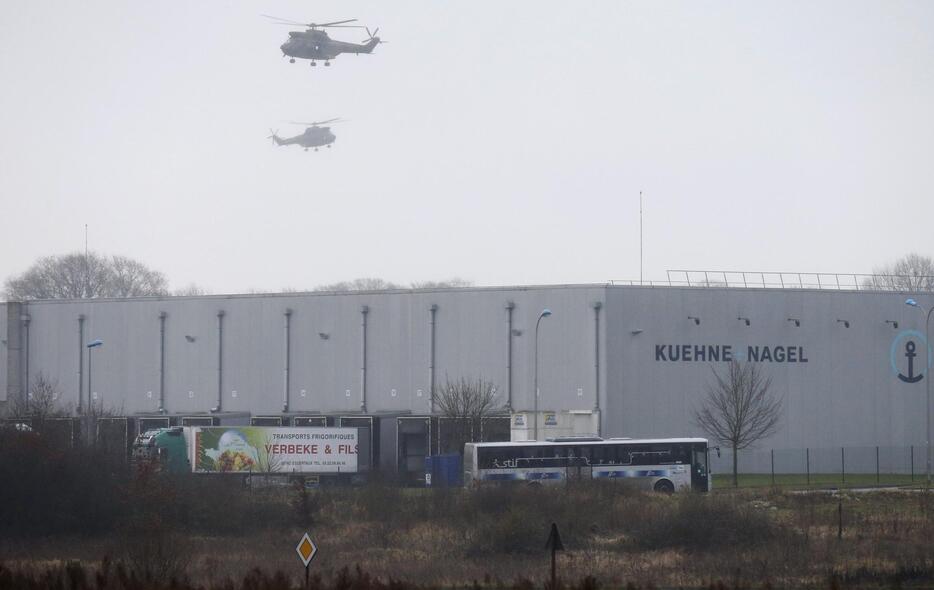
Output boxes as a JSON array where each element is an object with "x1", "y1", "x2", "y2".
[{"x1": 193, "y1": 427, "x2": 358, "y2": 474}]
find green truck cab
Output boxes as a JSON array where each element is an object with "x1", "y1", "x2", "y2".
[{"x1": 131, "y1": 427, "x2": 190, "y2": 474}]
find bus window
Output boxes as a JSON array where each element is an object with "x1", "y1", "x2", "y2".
[
  {"x1": 579, "y1": 445, "x2": 594, "y2": 464},
  {"x1": 671, "y1": 443, "x2": 690, "y2": 464}
]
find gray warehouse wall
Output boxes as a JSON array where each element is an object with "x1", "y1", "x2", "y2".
[
  {"x1": 12, "y1": 286, "x2": 605, "y2": 418},
  {"x1": 605, "y1": 287, "x2": 934, "y2": 450},
  {"x1": 10, "y1": 284, "x2": 929, "y2": 454}
]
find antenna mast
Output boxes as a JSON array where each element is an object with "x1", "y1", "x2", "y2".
[{"x1": 639, "y1": 191, "x2": 643, "y2": 284}]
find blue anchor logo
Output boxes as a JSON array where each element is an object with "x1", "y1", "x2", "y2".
[
  {"x1": 899, "y1": 340, "x2": 923, "y2": 383},
  {"x1": 891, "y1": 330, "x2": 930, "y2": 384}
]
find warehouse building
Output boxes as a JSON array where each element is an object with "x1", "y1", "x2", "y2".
[{"x1": 2, "y1": 279, "x2": 932, "y2": 479}]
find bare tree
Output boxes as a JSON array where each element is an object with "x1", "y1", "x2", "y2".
[
  {"x1": 172, "y1": 283, "x2": 210, "y2": 297},
  {"x1": 314, "y1": 277, "x2": 402, "y2": 292},
  {"x1": 864, "y1": 253, "x2": 934, "y2": 292},
  {"x1": 410, "y1": 278, "x2": 474, "y2": 289},
  {"x1": 4, "y1": 252, "x2": 169, "y2": 300},
  {"x1": 312, "y1": 277, "x2": 474, "y2": 292},
  {"x1": 694, "y1": 361, "x2": 783, "y2": 487},
  {"x1": 435, "y1": 377, "x2": 504, "y2": 455},
  {"x1": 7, "y1": 372, "x2": 66, "y2": 425}
]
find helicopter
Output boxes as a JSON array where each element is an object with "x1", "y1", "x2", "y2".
[
  {"x1": 267, "y1": 119, "x2": 341, "y2": 152},
  {"x1": 262, "y1": 16, "x2": 383, "y2": 66}
]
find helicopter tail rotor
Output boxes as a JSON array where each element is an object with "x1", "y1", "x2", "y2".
[
  {"x1": 267, "y1": 129, "x2": 282, "y2": 145},
  {"x1": 362, "y1": 27, "x2": 384, "y2": 50}
]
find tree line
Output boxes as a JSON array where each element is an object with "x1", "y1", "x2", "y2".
[{"x1": 2, "y1": 251, "x2": 473, "y2": 300}]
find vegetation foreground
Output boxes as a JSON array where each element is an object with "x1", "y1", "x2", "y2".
[{"x1": 2, "y1": 431, "x2": 934, "y2": 588}]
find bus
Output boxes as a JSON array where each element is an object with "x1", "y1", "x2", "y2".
[{"x1": 463, "y1": 437, "x2": 711, "y2": 492}]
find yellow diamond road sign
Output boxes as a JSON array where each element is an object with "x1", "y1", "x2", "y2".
[{"x1": 296, "y1": 532, "x2": 318, "y2": 567}]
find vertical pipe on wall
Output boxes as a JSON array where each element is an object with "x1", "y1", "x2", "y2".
[
  {"x1": 214, "y1": 310, "x2": 224, "y2": 413},
  {"x1": 78, "y1": 315, "x2": 85, "y2": 414},
  {"x1": 360, "y1": 305, "x2": 368, "y2": 413},
  {"x1": 429, "y1": 304, "x2": 438, "y2": 414},
  {"x1": 21, "y1": 314, "x2": 30, "y2": 400},
  {"x1": 283, "y1": 309, "x2": 292, "y2": 412},
  {"x1": 505, "y1": 301, "x2": 514, "y2": 412},
  {"x1": 158, "y1": 312, "x2": 167, "y2": 414},
  {"x1": 593, "y1": 301, "x2": 602, "y2": 436}
]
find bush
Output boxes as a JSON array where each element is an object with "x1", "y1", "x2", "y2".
[
  {"x1": 0, "y1": 429, "x2": 126, "y2": 536},
  {"x1": 628, "y1": 493, "x2": 790, "y2": 551}
]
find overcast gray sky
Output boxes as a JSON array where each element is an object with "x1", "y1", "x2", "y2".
[{"x1": 1, "y1": 1, "x2": 932, "y2": 293}]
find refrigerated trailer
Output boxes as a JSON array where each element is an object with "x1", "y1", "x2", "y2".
[{"x1": 132, "y1": 425, "x2": 364, "y2": 481}]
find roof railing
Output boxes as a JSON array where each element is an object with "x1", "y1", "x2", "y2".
[{"x1": 608, "y1": 270, "x2": 934, "y2": 292}]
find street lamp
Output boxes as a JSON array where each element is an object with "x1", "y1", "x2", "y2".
[
  {"x1": 86, "y1": 339, "x2": 103, "y2": 414},
  {"x1": 533, "y1": 309, "x2": 552, "y2": 441},
  {"x1": 905, "y1": 298, "x2": 933, "y2": 486}
]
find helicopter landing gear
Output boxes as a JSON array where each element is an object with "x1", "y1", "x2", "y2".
[
  {"x1": 304, "y1": 148, "x2": 309, "y2": 152},
  {"x1": 289, "y1": 58, "x2": 295, "y2": 64},
  {"x1": 327, "y1": 144, "x2": 332, "y2": 148},
  {"x1": 314, "y1": 147, "x2": 319, "y2": 152},
  {"x1": 324, "y1": 61, "x2": 331, "y2": 67},
  {"x1": 310, "y1": 61, "x2": 317, "y2": 67}
]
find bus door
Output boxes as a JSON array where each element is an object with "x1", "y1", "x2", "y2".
[{"x1": 691, "y1": 446, "x2": 709, "y2": 492}]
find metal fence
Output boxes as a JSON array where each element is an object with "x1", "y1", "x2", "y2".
[{"x1": 711, "y1": 445, "x2": 930, "y2": 486}]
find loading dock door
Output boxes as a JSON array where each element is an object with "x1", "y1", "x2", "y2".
[
  {"x1": 397, "y1": 417, "x2": 430, "y2": 484},
  {"x1": 251, "y1": 416, "x2": 283, "y2": 426},
  {"x1": 293, "y1": 416, "x2": 329, "y2": 427},
  {"x1": 181, "y1": 416, "x2": 218, "y2": 426},
  {"x1": 138, "y1": 417, "x2": 170, "y2": 433},
  {"x1": 339, "y1": 416, "x2": 374, "y2": 472}
]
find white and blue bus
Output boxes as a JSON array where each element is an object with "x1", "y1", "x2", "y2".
[{"x1": 464, "y1": 437, "x2": 711, "y2": 492}]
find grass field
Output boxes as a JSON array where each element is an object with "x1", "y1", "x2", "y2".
[
  {"x1": 4, "y1": 430, "x2": 934, "y2": 589},
  {"x1": 713, "y1": 472, "x2": 923, "y2": 489}
]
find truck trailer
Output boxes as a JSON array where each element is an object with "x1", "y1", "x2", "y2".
[{"x1": 132, "y1": 425, "x2": 364, "y2": 483}]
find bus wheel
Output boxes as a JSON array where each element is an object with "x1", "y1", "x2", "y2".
[{"x1": 653, "y1": 479, "x2": 675, "y2": 494}]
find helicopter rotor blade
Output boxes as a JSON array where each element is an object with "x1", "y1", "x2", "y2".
[
  {"x1": 262, "y1": 15, "x2": 361, "y2": 28},
  {"x1": 261, "y1": 14, "x2": 307, "y2": 25},
  {"x1": 288, "y1": 118, "x2": 343, "y2": 126},
  {"x1": 314, "y1": 19, "x2": 358, "y2": 27}
]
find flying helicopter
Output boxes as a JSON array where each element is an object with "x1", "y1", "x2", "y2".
[
  {"x1": 267, "y1": 119, "x2": 342, "y2": 152},
  {"x1": 262, "y1": 15, "x2": 383, "y2": 66}
]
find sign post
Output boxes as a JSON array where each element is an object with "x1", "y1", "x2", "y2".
[
  {"x1": 296, "y1": 532, "x2": 318, "y2": 590},
  {"x1": 544, "y1": 522, "x2": 564, "y2": 588}
]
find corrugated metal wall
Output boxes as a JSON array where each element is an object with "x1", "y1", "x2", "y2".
[
  {"x1": 7, "y1": 284, "x2": 933, "y2": 453},
  {"x1": 605, "y1": 287, "x2": 934, "y2": 449},
  {"x1": 12, "y1": 286, "x2": 604, "y2": 418}
]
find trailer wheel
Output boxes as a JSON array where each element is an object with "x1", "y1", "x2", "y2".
[{"x1": 653, "y1": 479, "x2": 675, "y2": 494}]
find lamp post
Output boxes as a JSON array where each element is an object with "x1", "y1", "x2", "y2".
[
  {"x1": 906, "y1": 298, "x2": 933, "y2": 486},
  {"x1": 533, "y1": 309, "x2": 552, "y2": 441}
]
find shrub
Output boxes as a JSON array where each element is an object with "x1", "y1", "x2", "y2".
[{"x1": 628, "y1": 493, "x2": 789, "y2": 551}]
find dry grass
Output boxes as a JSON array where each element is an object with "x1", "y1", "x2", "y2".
[
  {"x1": 5, "y1": 486, "x2": 933, "y2": 588},
  {"x1": 2, "y1": 431, "x2": 934, "y2": 588}
]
